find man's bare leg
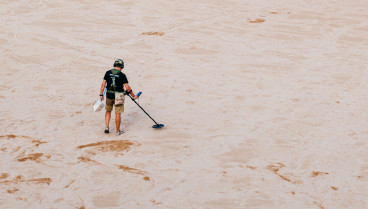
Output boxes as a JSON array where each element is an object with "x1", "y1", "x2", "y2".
[
  {"x1": 105, "y1": 111, "x2": 111, "y2": 133},
  {"x1": 115, "y1": 113, "x2": 121, "y2": 133}
]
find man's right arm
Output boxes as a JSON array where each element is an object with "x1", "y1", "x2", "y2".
[
  {"x1": 124, "y1": 83, "x2": 138, "y2": 100},
  {"x1": 100, "y1": 80, "x2": 107, "y2": 100}
]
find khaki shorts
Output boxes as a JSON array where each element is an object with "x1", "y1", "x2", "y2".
[{"x1": 105, "y1": 98, "x2": 124, "y2": 113}]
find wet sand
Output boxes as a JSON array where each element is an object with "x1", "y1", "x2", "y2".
[{"x1": 1, "y1": 0, "x2": 368, "y2": 208}]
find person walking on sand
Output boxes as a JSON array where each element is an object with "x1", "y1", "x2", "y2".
[{"x1": 99, "y1": 59, "x2": 138, "y2": 135}]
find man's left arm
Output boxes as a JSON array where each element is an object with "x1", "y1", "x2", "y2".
[{"x1": 100, "y1": 80, "x2": 107, "y2": 101}]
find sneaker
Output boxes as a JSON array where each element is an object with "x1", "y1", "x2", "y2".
[
  {"x1": 116, "y1": 130, "x2": 124, "y2": 135},
  {"x1": 104, "y1": 127, "x2": 109, "y2": 133}
]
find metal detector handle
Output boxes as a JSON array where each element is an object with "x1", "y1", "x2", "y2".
[{"x1": 137, "y1": 92, "x2": 142, "y2": 98}]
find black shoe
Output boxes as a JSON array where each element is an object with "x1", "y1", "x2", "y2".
[{"x1": 104, "y1": 127, "x2": 109, "y2": 133}]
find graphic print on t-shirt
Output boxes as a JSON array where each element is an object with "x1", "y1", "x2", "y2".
[{"x1": 110, "y1": 74, "x2": 120, "y2": 90}]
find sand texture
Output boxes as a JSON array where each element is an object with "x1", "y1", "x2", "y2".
[{"x1": 1, "y1": 0, "x2": 368, "y2": 208}]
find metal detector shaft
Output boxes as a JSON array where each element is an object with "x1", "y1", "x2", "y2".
[{"x1": 127, "y1": 94, "x2": 160, "y2": 125}]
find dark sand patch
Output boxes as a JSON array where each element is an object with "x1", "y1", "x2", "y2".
[
  {"x1": 78, "y1": 156, "x2": 99, "y2": 164},
  {"x1": 63, "y1": 180, "x2": 76, "y2": 189},
  {"x1": 17, "y1": 153, "x2": 43, "y2": 162},
  {"x1": 246, "y1": 165, "x2": 257, "y2": 170},
  {"x1": 118, "y1": 165, "x2": 150, "y2": 181},
  {"x1": 311, "y1": 171, "x2": 329, "y2": 177},
  {"x1": 0, "y1": 135, "x2": 47, "y2": 147},
  {"x1": 32, "y1": 140, "x2": 47, "y2": 147},
  {"x1": 0, "y1": 135, "x2": 32, "y2": 139},
  {"x1": 266, "y1": 163, "x2": 301, "y2": 184},
  {"x1": 142, "y1": 32, "x2": 165, "y2": 36},
  {"x1": 118, "y1": 165, "x2": 145, "y2": 175},
  {"x1": 249, "y1": 18, "x2": 265, "y2": 23},
  {"x1": 0, "y1": 175, "x2": 51, "y2": 185},
  {"x1": 7, "y1": 188, "x2": 19, "y2": 193},
  {"x1": 314, "y1": 201, "x2": 325, "y2": 209},
  {"x1": 0, "y1": 173, "x2": 9, "y2": 179},
  {"x1": 23, "y1": 178, "x2": 52, "y2": 185},
  {"x1": 151, "y1": 200, "x2": 162, "y2": 205},
  {"x1": 77, "y1": 140, "x2": 135, "y2": 153}
]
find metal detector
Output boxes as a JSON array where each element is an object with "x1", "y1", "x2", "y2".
[{"x1": 126, "y1": 91, "x2": 164, "y2": 129}]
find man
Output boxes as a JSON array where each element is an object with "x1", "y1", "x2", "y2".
[{"x1": 99, "y1": 59, "x2": 138, "y2": 135}]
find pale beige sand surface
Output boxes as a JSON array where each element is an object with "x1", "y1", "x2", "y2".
[{"x1": 1, "y1": 0, "x2": 368, "y2": 208}]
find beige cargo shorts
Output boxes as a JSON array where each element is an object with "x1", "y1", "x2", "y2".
[{"x1": 105, "y1": 98, "x2": 124, "y2": 113}]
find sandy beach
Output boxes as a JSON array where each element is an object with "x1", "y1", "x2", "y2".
[{"x1": 1, "y1": 0, "x2": 368, "y2": 208}]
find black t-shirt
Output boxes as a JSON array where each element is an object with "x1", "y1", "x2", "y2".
[{"x1": 103, "y1": 69, "x2": 128, "y2": 99}]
